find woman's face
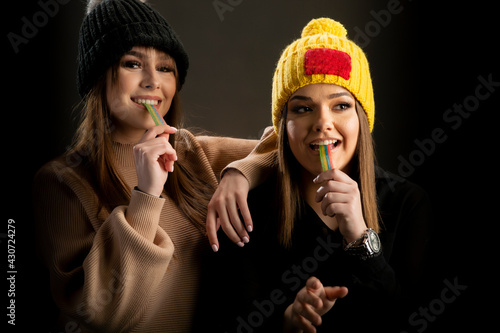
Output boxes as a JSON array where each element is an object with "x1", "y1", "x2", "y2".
[
  {"x1": 286, "y1": 83, "x2": 359, "y2": 176},
  {"x1": 106, "y1": 46, "x2": 177, "y2": 139}
]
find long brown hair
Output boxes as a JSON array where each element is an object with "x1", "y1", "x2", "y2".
[
  {"x1": 277, "y1": 101, "x2": 379, "y2": 248},
  {"x1": 67, "y1": 54, "x2": 213, "y2": 233}
]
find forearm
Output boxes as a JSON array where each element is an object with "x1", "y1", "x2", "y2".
[
  {"x1": 223, "y1": 126, "x2": 278, "y2": 189},
  {"x1": 35, "y1": 180, "x2": 173, "y2": 331},
  {"x1": 125, "y1": 189, "x2": 166, "y2": 241},
  {"x1": 68, "y1": 208, "x2": 173, "y2": 331}
]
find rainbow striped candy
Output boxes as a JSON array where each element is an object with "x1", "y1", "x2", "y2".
[
  {"x1": 318, "y1": 144, "x2": 334, "y2": 171},
  {"x1": 144, "y1": 103, "x2": 165, "y2": 126}
]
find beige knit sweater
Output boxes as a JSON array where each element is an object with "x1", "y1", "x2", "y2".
[{"x1": 33, "y1": 128, "x2": 277, "y2": 332}]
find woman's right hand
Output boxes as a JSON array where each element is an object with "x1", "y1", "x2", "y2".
[
  {"x1": 206, "y1": 168, "x2": 253, "y2": 252},
  {"x1": 133, "y1": 125, "x2": 178, "y2": 197},
  {"x1": 283, "y1": 277, "x2": 348, "y2": 333}
]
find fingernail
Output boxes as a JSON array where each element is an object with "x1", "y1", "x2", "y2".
[
  {"x1": 242, "y1": 236, "x2": 249, "y2": 244},
  {"x1": 313, "y1": 175, "x2": 319, "y2": 183},
  {"x1": 211, "y1": 244, "x2": 218, "y2": 252},
  {"x1": 247, "y1": 225, "x2": 253, "y2": 232},
  {"x1": 237, "y1": 241, "x2": 244, "y2": 248},
  {"x1": 170, "y1": 126, "x2": 178, "y2": 132}
]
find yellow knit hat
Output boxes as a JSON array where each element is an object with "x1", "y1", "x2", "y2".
[{"x1": 272, "y1": 18, "x2": 375, "y2": 133}]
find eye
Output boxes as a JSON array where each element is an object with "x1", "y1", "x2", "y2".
[
  {"x1": 123, "y1": 60, "x2": 141, "y2": 69},
  {"x1": 334, "y1": 102, "x2": 352, "y2": 110},
  {"x1": 290, "y1": 105, "x2": 313, "y2": 114},
  {"x1": 157, "y1": 66, "x2": 174, "y2": 73}
]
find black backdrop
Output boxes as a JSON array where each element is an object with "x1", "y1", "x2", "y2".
[{"x1": 5, "y1": 0, "x2": 498, "y2": 331}]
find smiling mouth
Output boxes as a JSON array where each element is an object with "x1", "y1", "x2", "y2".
[
  {"x1": 309, "y1": 139, "x2": 340, "y2": 151},
  {"x1": 132, "y1": 98, "x2": 161, "y2": 106}
]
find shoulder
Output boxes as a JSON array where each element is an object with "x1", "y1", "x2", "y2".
[
  {"x1": 375, "y1": 166, "x2": 429, "y2": 205},
  {"x1": 176, "y1": 129, "x2": 259, "y2": 174},
  {"x1": 175, "y1": 129, "x2": 255, "y2": 156},
  {"x1": 34, "y1": 155, "x2": 81, "y2": 187},
  {"x1": 374, "y1": 166, "x2": 432, "y2": 231},
  {"x1": 33, "y1": 154, "x2": 96, "y2": 203},
  {"x1": 196, "y1": 134, "x2": 259, "y2": 155},
  {"x1": 176, "y1": 129, "x2": 258, "y2": 150}
]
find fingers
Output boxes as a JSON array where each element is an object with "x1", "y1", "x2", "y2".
[
  {"x1": 136, "y1": 125, "x2": 178, "y2": 171},
  {"x1": 206, "y1": 169, "x2": 253, "y2": 251},
  {"x1": 221, "y1": 168, "x2": 253, "y2": 234},
  {"x1": 237, "y1": 193, "x2": 254, "y2": 233},
  {"x1": 291, "y1": 301, "x2": 322, "y2": 330},
  {"x1": 302, "y1": 277, "x2": 325, "y2": 309},
  {"x1": 292, "y1": 277, "x2": 324, "y2": 327},
  {"x1": 133, "y1": 126, "x2": 178, "y2": 196},
  {"x1": 206, "y1": 206, "x2": 221, "y2": 252},
  {"x1": 314, "y1": 169, "x2": 356, "y2": 202},
  {"x1": 313, "y1": 168, "x2": 351, "y2": 185},
  {"x1": 313, "y1": 169, "x2": 361, "y2": 220},
  {"x1": 206, "y1": 199, "x2": 246, "y2": 251},
  {"x1": 135, "y1": 136, "x2": 177, "y2": 169},
  {"x1": 324, "y1": 286, "x2": 348, "y2": 301},
  {"x1": 288, "y1": 277, "x2": 348, "y2": 331},
  {"x1": 139, "y1": 124, "x2": 177, "y2": 143},
  {"x1": 208, "y1": 195, "x2": 249, "y2": 248},
  {"x1": 291, "y1": 310, "x2": 318, "y2": 333},
  {"x1": 285, "y1": 304, "x2": 317, "y2": 333}
]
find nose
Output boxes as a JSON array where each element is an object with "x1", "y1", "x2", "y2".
[
  {"x1": 141, "y1": 68, "x2": 160, "y2": 90},
  {"x1": 313, "y1": 106, "x2": 334, "y2": 133}
]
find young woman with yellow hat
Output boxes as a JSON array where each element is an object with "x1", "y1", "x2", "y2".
[{"x1": 204, "y1": 17, "x2": 431, "y2": 332}]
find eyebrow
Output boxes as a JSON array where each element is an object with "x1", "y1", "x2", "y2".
[{"x1": 289, "y1": 92, "x2": 353, "y2": 102}]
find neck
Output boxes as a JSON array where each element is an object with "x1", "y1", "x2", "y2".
[{"x1": 111, "y1": 122, "x2": 147, "y2": 145}]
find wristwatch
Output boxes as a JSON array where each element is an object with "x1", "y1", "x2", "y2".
[{"x1": 343, "y1": 228, "x2": 381, "y2": 260}]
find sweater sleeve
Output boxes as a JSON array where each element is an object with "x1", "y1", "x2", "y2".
[
  {"x1": 194, "y1": 134, "x2": 260, "y2": 180},
  {"x1": 33, "y1": 160, "x2": 174, "y2": 332},
  {"x1": 185, "y1": 127, "x2": 277, "y2": 188},
  {"x1": 221, "y1": 126, "x2": 278, "y2": 189}
]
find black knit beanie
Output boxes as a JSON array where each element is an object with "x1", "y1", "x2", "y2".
[{"x1": 77, "y1": 0, "x2": 189, "y2": 97}]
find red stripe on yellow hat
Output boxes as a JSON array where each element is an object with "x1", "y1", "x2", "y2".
[{"x1": 304, "y1": 48, "x2": 351, "y2": 80}]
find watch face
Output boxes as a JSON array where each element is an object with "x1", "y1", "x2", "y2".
[{"x1": 368, "y1": 230, "x2": 381, "y2": 252}]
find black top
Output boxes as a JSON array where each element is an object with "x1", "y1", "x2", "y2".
[{"x1": 195, "y1": 167, "x2": 432, "y2": 332}]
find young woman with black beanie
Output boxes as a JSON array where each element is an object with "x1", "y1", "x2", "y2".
[{"x1": 33, "y1": 0, "x2": 275, "y2": 331}]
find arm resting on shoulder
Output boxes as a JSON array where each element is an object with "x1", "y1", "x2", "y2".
[{"x1": 206, "y1": 127, "x2": 278, "y2": 250}]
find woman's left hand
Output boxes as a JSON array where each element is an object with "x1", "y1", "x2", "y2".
[
  {"x1": 313, "y1": 169, "x2": 366, "y2": 243},
  {"x1": 283, "y1": 277, "x2": 348, "y2": 333}
]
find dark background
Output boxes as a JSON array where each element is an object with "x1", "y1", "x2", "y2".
[{"x1": 4, "y1": 0, "x2": 498, "y2": 331}]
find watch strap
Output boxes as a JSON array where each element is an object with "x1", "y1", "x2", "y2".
[{"x1": 343, "y1": 228, "x2": 381, "y2": 260}]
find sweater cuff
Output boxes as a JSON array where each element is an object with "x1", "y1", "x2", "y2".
[{"x1": 126, "y1": 189, "x2": 165, "y2": 241}]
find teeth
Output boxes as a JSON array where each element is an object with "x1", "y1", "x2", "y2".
[
  {"x1": 133, "y1": 98, "x2": 159, "y2": 105},
  {"x1": 311, "y1": 140, "x2": 338, "y2": 145}
]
